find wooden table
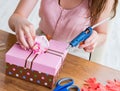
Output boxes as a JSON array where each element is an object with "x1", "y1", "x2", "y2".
[{"x1": 0, "y1": 30, "x2": 120, "y2": 91}]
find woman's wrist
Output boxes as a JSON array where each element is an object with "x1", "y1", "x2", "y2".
[
  {"x1": 8, "y1": 13, "x2": 26, "y2": 32},
  {"x1": 8, "y1": 14, "x2": 16, "y2": 32}
]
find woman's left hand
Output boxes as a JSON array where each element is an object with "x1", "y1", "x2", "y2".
[{"x1": 79, "y1": 30, "x2": 99, "y2": 52}]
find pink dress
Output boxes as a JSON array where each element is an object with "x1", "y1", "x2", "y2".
[{"x1": 39, "y1": 0, "x2": 90, "y2": 42}]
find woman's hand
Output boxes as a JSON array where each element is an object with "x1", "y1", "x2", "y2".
[
  {"x1": 9, "y1": 14, "x2": 36, "y2": 50},
  {"x1": 79, "y1": 30, "x2": 99, "y2": 52}
]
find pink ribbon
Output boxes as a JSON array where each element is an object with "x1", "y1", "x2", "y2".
[{"x1": 32, "y1": 36, "x2": 49, "y2": 54}]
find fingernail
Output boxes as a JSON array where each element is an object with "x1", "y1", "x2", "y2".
[
  {"x1": 28, "y1": 48, "x2": 31, "y2": 51},
  {"x1": 21, "y1": 45, "x2": 26, "y2": 50}
]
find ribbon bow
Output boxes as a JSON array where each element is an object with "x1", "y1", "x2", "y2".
[{"x1": 32, "y1": 35, "x2": 49, "y2": 54}]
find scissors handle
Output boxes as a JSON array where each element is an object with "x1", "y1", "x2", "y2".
[
  {"x1": 53, "y1": 78, "x2": 74, "y2": 91},
  {"x1": 65, "y1": 85, "x2": 80, "y2": 91}
]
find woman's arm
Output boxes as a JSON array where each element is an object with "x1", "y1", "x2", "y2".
[
  {"x1": 80, "y1": 0, "x2": 115, "y2": 52},
  {"x1": 14, "y1": 0, "x2": 38, "y2": 18},
  {"x1": 9, "y1": 0, "x2": 38, "y2": 49}
]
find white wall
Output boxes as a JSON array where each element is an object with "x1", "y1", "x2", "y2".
[
  {"x1": 101, "y1": 1, "x2": 120, "y2": 70},
  {"x1": 91, "y1": 1, "x2": 120, "y2": 70}
]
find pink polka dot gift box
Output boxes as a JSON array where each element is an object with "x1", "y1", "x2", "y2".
[{"x1": 5, "y1": 36, "x2": 69, "y2": 88}]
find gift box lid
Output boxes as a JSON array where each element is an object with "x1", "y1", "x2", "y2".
[
  {"x1": 48, "y1": 40, "x2": 69, "y2": 61},
  {"x1": 49, "y1": 40, "x2": 69, "y2": 54},
  {"x1": 5, "y1": 44, "x2": 30, "y2": 67},
  {"x1": 32, "y1": 53, "x2": 62, "y2": 76}
]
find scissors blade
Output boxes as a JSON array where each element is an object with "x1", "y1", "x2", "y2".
[{"x1": 67, "y1": 85, "x2": 80, "y2": 91}]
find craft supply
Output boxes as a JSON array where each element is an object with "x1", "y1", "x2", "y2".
[
  {"x1": 53, "y1": 77, "x2": 80, "y2": 91},
  {"x1": 67, "y1": 18, "x2": 110, "y2": 49}
]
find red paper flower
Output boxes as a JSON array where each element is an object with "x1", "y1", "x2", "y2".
[
  {"x1": 81, "y1": 78, "x2": 106, "y2": 91},
  {"x1": 106, "y1": 79, "x2": 120, "y2": 91},
  {"x1": 81, "y1": 78, "x2": 120, "y2": 91}
]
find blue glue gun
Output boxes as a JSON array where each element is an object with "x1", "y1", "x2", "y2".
[
  {"x1": 67, "y1": 17, "x2": 110, "y2": 49},
  {"x1": 69, "y1": 27, "x2": 93, "y2": 47}
]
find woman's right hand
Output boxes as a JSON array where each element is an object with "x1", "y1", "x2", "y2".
[{"x1": 9, "y1": 13, "x2": 36, "y2": 50}]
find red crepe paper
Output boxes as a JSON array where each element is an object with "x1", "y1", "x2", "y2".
[
  {"x1": 106, "y1": 80, "x2": 120, "y2": 91},
  {"x1": 81, "y1": 78, "x2": 120, "y2": 91}
]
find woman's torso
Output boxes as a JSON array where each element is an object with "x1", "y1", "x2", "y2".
[{"x1": 39, "y1": 0, "x2": 90, "y2": 42}]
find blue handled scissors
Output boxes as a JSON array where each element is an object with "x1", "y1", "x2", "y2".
[{"x1": 53, "y1": 78, "x2": 80, "y2": 91}]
